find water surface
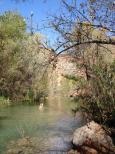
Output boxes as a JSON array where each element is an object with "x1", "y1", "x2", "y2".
[{"x1": 0, "y1": 96, "x2": 83, "y2": 153}]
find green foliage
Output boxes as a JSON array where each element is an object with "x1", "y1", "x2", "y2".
[
  {"x1": 0, "y1": 96, "x2": 11, "y2": 105},
  {"x1": 0, "y1": 11, "x2": 49, "y2": 103},
  {"x1": 0, "y1": 11, "x2": 26, "y2": 40},
  {"x1": 63, "y1": 74, "x2": 79, "y2": 82},
  {"x1": 77, "y1": 60, "x2": 115, "y2": 127}
]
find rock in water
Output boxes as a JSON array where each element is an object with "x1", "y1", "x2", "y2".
[{"x1": 73, "y1": 121, "x2": 115, "y2": 153}]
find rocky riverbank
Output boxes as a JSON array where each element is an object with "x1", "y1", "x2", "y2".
[
  {"x1": 6, "y1": 121, "x2": 115, "y2": 154},
  {"x1": 70, "y1": 121, "x2": 115, "y2": 154}
]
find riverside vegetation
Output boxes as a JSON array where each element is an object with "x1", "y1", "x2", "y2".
[
  {"x1": 0, "y1": 0, "x2": 115, "y2": 153},
  {"x1": 50, "y1": 0, "x2": 115, "y2": 136},
  {"x1": 0, "y1": 3, "x2": 114, "y2": 127},
  {"x1": 0, "y1": 11, "x2": 51, "y2": 104},
  {"x1": 48, "y1": 0, "x2": 115, "y2": 153}
]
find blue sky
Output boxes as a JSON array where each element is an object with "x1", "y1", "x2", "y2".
[
  {"x1": 0, "y1": 0, "x2": 60, "y2": 26},
  {"x1": 0, "y1": 0, "x2": 83, "y2": 46},
  {"x1": 0, "y1": 0, "x2": 63, "y2": 46}
]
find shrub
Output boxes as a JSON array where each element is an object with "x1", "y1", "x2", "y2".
[{"x1": 77, "y1": 60, "x2": 115, "y2": 127}]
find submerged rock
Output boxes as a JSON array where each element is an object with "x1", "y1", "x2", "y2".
[
  {"x1": 6, "y1": 137, "x2": 39, "y2": 154},
  {"x1": 73, "y1": 121, "x2": 115, "y2": 154},
  {"x1": 6, "y1": 136, "x2": 72, "y2": 154}
]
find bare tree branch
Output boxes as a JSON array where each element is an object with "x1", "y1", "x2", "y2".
[{"x1": 56, "y1": 39, "x2": 115, "y2": 55}]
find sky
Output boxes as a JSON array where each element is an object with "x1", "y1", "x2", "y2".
[
  {"x1": 0, "y1": 0, "x2": 63, "y2": 46},
  {"x1": 0, "y1": 0, "x2": 83, "y2": 47}
]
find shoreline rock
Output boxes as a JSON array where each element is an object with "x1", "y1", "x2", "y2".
[{"x1": 72, "y1": 121, "x2": 115, "y2": 154}]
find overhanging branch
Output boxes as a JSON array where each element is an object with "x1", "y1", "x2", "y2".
[{"x1": 56, "y1": 39, "x2": 115, "y2": 55}]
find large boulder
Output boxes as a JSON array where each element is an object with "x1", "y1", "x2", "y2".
[{"x1": 73, "y1": 121, "x2": 115, "y2": 154}]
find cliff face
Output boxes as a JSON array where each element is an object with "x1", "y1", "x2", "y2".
[
  {"x1": 48, "y1": 54, "x2": 85, "y2": 97},
  {"x1": 48, "y1": 43, "x2": 115, "y2": 98},
  {"x1": 53, "y1": 54, "x2": 85, "y2": 78}
]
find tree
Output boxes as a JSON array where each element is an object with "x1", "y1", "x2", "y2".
[
  {"x1": 50, "y1": 0, "x2": 115, "y2": 54},
  {"x1": 0, "y1": 11, "x2": 26, "y2": 40},
  {"x1": 0, "y1": 11, "x2": 26, "y2": 78},
  {"x1": 50, "y1": 0, "x2": 115, "y2": 128},
  {"x1": 0, "y1": 11, "x2": 26, "y2": 99},
  {"x1": 0, "y1": 11, "x2": 52, "y2": 102}
]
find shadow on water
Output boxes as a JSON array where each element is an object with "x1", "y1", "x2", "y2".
[{"x1": 0, "y1": 116, "x2": 9, "y2": 120}]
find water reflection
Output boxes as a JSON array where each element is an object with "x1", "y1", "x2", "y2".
[
  {"x1": 0, "y1": 74, "x2": 80, "y2": 153},
  {"x1": 0, "y1": 96, "x2": 80, "y2": 153},
  {"x1": 38, "y1": 103, "x2": 44, "y2": 111}
]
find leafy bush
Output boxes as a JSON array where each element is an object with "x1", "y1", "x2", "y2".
[
  {"x1": 77, "y1": 60, "x2": 115, "y2": 127},
  {"x1": 0, "y1": 11, "x2": 49, "y2": 103}
]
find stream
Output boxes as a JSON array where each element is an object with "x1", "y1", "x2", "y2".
[{"x1": 0, "y1": 95, "x2": 83, "y2": 154}]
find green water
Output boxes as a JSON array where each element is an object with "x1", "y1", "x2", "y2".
[{"x1": 0, "y1": 96, "x2": 83, "y2": 153}]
